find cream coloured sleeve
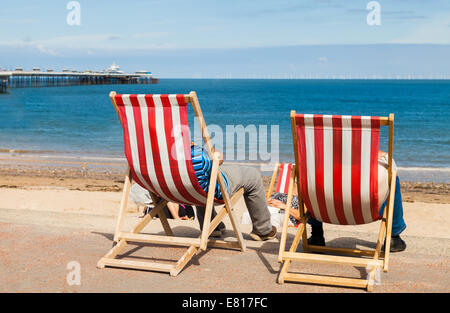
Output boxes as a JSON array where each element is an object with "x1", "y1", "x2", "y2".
[{"x1": 377, "y1": 154, "x2": 397, "y2": 208}]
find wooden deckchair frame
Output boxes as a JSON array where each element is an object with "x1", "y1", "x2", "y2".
[
  {"x1": 277, "y1": 111, "x2": 396, "y2": 291},
  {"x1": 97, "y1": 91, "x2": 246, "y2": 276}
]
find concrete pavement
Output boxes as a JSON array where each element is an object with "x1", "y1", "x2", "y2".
[{"x1": 0, "y1": 207, "x2": 448, "y2": 292}]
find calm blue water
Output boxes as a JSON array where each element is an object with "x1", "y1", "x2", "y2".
[{"x1": 0, "y1": 79, "x2": 449, "y2": 175}]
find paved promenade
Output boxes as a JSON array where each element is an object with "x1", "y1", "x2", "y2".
[{"x1": 0, "y1": 188, "x2": 448, "y2": 292}]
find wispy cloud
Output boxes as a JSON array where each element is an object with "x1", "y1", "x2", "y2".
[
  {"x1": 0, "y1": 39, "x2": 60, "y2": 56},
  {"x1": 0, "y1": 18, "x2": 39, "y2": 24},
  {"x1": 391, "y1": 14, "x2": 450, "y2": 44},
  {"x1": 347, "y1": 8, "x2": 428, "y2": 20},
  {"x1": 247, "y1": 5, "x2": 313, "y2": 17},
  {"x1": 239, "y1": 1, "x2": 343, "y2": 18},
  {"x1": 107, "y1": 35, "x2": 121, "y2": 41},
  {"x1": 0, "y1": 32, "x2": 179, "y2": 54},
  {"x1": 131, "y1": 32, "x2": 169, "y2": 39},
  {"x1": 35, "y1": 44, "x2": 58, "y2": 56}
]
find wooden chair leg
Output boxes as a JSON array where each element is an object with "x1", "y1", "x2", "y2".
[
  {"x1": 278, "y1": 165, "x2": 296, "y2": 262},
  {"x1": 218, "y1": 175, "x2": 246, "y2": 252},
  {"x1": 113, "y1": 167, "x2": 132, "y2": 243},
  {"x1": 207, "y1": 207, "x2": 227, "y2": 236},
  {"x1": 266, "y1": 163, "x2": 279, "y2": 199},
  {"x1": 97, "y1": 200, "x2": 164, "y2": 269},
  {"x1": 199, "y1": 158, "x2": 220, "y2": 251},
  {"x1": 223, "y1": 202, "x2": 246, "y2": 252},
  {"x1": 149, "y1": 193, "x2": 173, "y2": 237},
  {"x1": 288, "y1": 222, "x2": 305, "y2": 254},
  {"x1": 384, "y1": 171, "x2": 397, "y2": 272},
  {"x1": 367, "y1": 268, "x2": 376, "y2": 292},
  {"x1": 98, "y1": 239, "x2": 127, "y2": 268},
  {"x1": 278, "y1": 203, "x2": 291, "y2": 262},
  {"x1": 295, "y1": 190, "x2": 309, "y2": 253},
  {"x1": 278, "y1": 260, "x2": 291, "y2": 284},
  {"x1": 157, "y1": 206, "x2": 174, "y2": 237},
  {"x1": 171, "y1": 194, "x2": 245, "y2": 276},
  {"x1": 206, "y1": 188, "x2": 243, "y2": 239},
  {"x1": 278, "y1": 222, "x2": 306, "y2": 284},
  {"x1": 374, "y1": 203, "x2": 388, "y2": 260},
  {"x1": 365, "y1": 198, "x2": 389, "y2": 291},
  {"x1": 171, "y1": 202, "x2": 243, "y2": 276},
  {"x1": 170, "y1": 245, "x2": 197, "y2": 277},
  {"x1": 300, "y1": 209, "x2": 309, "y2": 253}
]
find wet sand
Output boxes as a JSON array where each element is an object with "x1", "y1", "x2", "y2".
[{"x1": 1, "y1": 161, "x2": 449, "y2": 204}]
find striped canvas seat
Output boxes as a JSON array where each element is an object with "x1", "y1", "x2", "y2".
[
  {"x1": 274, "y1": 163, "x2": 294, "y2": 194},
  {"x1": 114, "y1": 93, "x2": 224, "y2": 206},
  {"x1": 294, "y1": 114, "x2": 385, "y2": 225}
]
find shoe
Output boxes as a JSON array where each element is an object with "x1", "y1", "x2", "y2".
[
  {"x1": 210, "y1": 227, "x2": 225, "y2": 238},
  {"x1": 307, "y1": 235, "x2": 326, "y2": 246},
  {"x1": 383, "y1": 235, "x2": 406, "y2": 252},
  {"x1": 210, "y1": 230, "x2": 222, "y2": 238},
  {"x1": 249, "y1": 226, "x2": 277, "y2": 241}
]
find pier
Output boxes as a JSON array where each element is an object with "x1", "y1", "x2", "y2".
[{"x1": 0, "y1": 64, "x2": 159, "y2": 93}]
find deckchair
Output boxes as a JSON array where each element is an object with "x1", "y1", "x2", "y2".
[
  {"x1": 267, "y1": 163, "x2": 298, "y2": 228},
  {"x1": 97, "y1": 91, "x2": 246, "y2": 276},
  {"x1": 242, "y1": 163, "x2": 296, "y2": 228},
  {"x1": 278, "y1": 112, "x2": 396, "y2": 291},
  {"x1": 266, "y1": 163, "x2": 295, "y2": 199}
]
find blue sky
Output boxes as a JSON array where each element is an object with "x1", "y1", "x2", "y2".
[{"x1": 0, "y1": 0, "x2": 449, "y2": 77}]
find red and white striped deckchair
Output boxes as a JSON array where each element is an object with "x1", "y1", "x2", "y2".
[
  {"x1": 242, "y1": 163, "x2": 296, "y2": 229},
  {"x1": 278, "y1": 112, "x2": 397, "y2": 291},
  {"x1": 266, "y1": 163, "x2": 298, "y2": 228},
  {"x1": 266, "y1": 163, "x2": 295, "y2": 198},
  {"x1": 97, "y1": 91, "x2": 246, "y2": 276}
]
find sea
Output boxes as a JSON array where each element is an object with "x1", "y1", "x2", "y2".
[{"x1": 0, "y1": 79, "x2": 449, "y2": 182}]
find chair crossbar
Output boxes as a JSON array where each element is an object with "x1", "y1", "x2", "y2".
[
  {"x1": 282, "y1": 251, "x2": 383, "y2": 268},
  {"x1": 100, "y1": 258, "x2": 173, "y2": 273},
  {"x1": 283, "y1": 273, "x2": 369, "y2": 289},
  {"x1": 118, "y1": 232, "x2": 202, "y2": 247},
  {"x1": 307, "y1": 245, "x2": 385, "y2": 258}
]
